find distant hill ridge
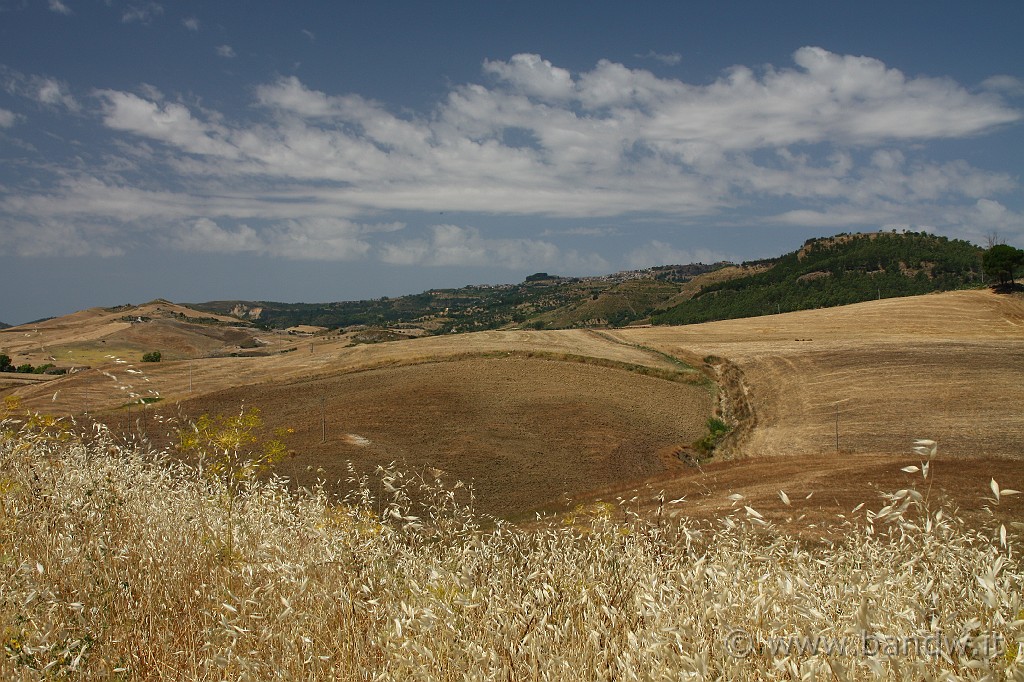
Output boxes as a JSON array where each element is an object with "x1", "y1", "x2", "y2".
[{"x1": 188, "y1": 231, "x2": 984, "y2": 332}]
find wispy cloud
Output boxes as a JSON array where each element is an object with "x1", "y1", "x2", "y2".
[
  {"x1": 627, "y1": 242, "x2": 729, "y2": 269},
  {"x1": 1, "y1": 67, "x2": 80, "y2": 111},
  {"x1": 182, "y1": 16, "x2": 200, "y2": 31},
  {"x1": 120, "y1": 1, "x2": 163, "y2": 25},
  {"x1": 636, "y1": 50, "x2": 682, "y2": 66},
  {"x1": 0, "y1": 108, "x2": 17, "y2": 127},
  {"x1": 163, "y1": 217, "x2": 405, "y2": 260},
  {"x1": 379, "y1": 225, "x2": 609, "y2": 271},
  {"x1": 48, "y1": 0, "x2": 72, "y2": 16},
  {"x1": 981, "y1": 75, "x2": 1024, "y2": 96},
  {"x1": 541, "y1": 226, "x2": 621, "y2": 238},
  {"x1": 215, "y1": 44, "x2": 236, "y2": 59}
]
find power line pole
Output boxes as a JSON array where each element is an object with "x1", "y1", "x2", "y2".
[{"x1": 835, "y1": 403, "x2": 840, "y2": 452}]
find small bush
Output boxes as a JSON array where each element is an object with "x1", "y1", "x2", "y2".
[
  {"x1": 695, "y1": 416, "x2": 731, "y2": 455},
  {"x1": 141, "y1": 351, "x2": 162, "y2": 362}
]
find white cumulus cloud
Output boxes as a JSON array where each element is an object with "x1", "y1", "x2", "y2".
[{"x1": 3, "y1": 48, "x2": 1022, "y2": 261}]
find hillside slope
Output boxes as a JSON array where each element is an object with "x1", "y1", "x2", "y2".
[
  {"x1": 190, "y1": 264, "x2": 727, "y2": 333},
  {"x1": 190, "y1": 232, "x2": 985, "y2": 333},
  {"x1": 0, "y1": 300, "x2": 263, "y2": 372},
  {"x1": 653, "y1": 232, "x2": 983, "y2": 325}
]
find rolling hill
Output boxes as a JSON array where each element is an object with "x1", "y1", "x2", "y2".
[
  {"x1": 2, "y1": 285, "x2": 1021, "y2": 524},
  {"x1": 188, "y1": 263, "x2": 727, "y2": 333},
  {"x1": 189, "y1": 231, "x2": 985, "y2": 334}
]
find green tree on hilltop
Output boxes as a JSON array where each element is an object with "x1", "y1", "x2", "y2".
[{"x1": 982, "y1": 244, "x2": 1024, "y2": 286}]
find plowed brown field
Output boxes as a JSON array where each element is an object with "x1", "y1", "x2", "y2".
[{"x1": 162, "y1": 357, "x2": 712, "y2": 517}]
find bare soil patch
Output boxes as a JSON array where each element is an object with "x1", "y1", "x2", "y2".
[{"x1": 150, "y1": 357, "x2": 713, "y2": 518}]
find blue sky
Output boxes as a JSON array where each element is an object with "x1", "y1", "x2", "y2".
[{"x1": 1, "y1": 1, "x2": 1022, "y2": 324}]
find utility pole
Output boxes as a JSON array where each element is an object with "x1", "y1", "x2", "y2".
[
  {"x1": 189, "y1": 359, "x2": 193, "y2": 393},
  {"x1": 835, "y1": 403, "x2": 840, "y2": 452},
  {"x1": 320, "y1": 395, "x2": 326, "y2": 444}
]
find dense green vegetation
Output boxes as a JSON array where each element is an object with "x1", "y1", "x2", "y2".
[
  {"x1": 653, "y1": 232, "x2": 984, "y2": 325},
  {"x1": 0, "y1": 356, "x2": 58, "y2": 374},
  {"x1": 982, "y1": 244, "x2": 1024, "y2": 286}
]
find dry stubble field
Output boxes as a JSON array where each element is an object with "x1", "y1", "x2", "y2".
[
  {"x1": 2, "y1": 289, "x2": 1022, "y2": 524},
  {"x1": 604, "y1": 289, "x2": 1024, "y2": 525}
]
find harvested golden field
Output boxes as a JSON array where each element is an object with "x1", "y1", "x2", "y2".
[
  {"x1": 614, "y1": 289, "x2": 1024, "y2": 460},
  {"x1": 603, "y1": 289, "x2": 1024, "y2": 525},
  {"x1": 3, "y1": 307, "x2": 714, "y2": 518},
  {"x1": 0, "y1": 300, "x2": 262, "y2": 367},
  {"x1": 3, "y1": 289, "x2": 1022, "y2": 525}
]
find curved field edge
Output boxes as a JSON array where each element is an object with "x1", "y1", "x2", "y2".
[{"x1": 0, "y1": 424, "x2": 1021, "y2": 680}]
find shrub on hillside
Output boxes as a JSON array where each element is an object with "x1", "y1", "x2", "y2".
[
  {"x1": 695, "y1": 416, "x2": 731, "y2": 454},
  {"x1": 141, "y1": 350, "x2": 162, "y2": 362}
]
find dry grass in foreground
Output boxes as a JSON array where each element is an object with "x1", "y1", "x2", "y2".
[{"x1": 1, "y1": 417, "x2": 1022, "y2": 680}]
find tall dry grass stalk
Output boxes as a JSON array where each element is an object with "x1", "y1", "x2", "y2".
[{"x1": 0, "y1": 415, "x2": 1021, "y2": 680}]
